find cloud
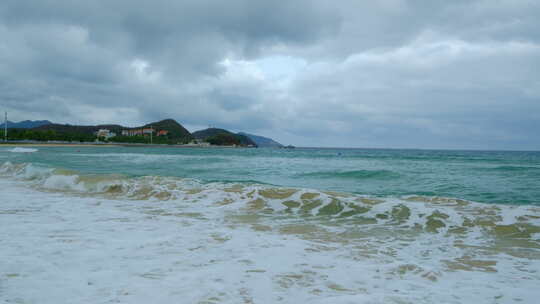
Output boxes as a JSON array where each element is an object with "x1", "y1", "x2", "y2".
[
  {"x1": 0, "y1": 0, "x2": 539, "y2": 149},
  {"x1": 284, "y1": 34, "x2": 540, "y2": 148}
]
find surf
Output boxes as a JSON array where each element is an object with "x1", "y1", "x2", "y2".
[{"x1": 2, "y1": 160, "x2": 540, "y2": 303}]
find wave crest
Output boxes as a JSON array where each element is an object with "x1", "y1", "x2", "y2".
[{"x1": 1, "y1": 161, "x2": 539, "y2": 244}]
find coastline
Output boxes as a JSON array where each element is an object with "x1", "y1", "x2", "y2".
[
  {"x1": 0, "y1": 143, "x2": 120, "y2": 147},
  {"x1": 0, "y1": 142, "x2": 254, "y2": 148}
]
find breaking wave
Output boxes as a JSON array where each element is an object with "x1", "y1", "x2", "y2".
[
  {"x1": 2, "y1": 160, "x2": 540, "y2": 303},
  {"x1": 2, "y1": 161, "x2": 539, "y2": 243}
]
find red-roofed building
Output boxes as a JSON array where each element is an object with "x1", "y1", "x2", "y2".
[{"x1": 157, "y1": 130, "x2": 169, "y2": 136}]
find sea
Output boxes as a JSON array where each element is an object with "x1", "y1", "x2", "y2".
[{"x1": 1, "y1": 146, "x2": 539, "y2": 303}]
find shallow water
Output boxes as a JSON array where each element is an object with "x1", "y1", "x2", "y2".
[
  {"x1": 1, "y1": 146, "x2": 539, "y2": 303},
  {"x1": 2, "y1": 146, "x2": 539, "y2": 205}
]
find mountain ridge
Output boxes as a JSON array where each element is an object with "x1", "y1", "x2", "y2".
[{"x1": 1, "y1": 120, "x2": 52, "y2": 129}]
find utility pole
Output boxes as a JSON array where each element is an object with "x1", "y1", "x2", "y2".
[
  {"x1": 150, "y1": 125, "x2": 153, "y2": 144},
  {"x1": 4, "y1": 111, "x2": 7, "y2": 142}
]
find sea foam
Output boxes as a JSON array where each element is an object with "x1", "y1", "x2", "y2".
[{"x1": 8, "y1": 147, "x2": 38, "y2": 153}]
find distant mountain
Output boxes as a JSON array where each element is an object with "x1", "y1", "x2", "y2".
[
  {"x1": 192, "y1": 128, "x2": 257, "y2": 147},
  {"x1": 0, "y1": 120, "x2": 52, "y2": 129},
  {"x1": 238, "y1": 132, "x2": 283, "y2": 148}
]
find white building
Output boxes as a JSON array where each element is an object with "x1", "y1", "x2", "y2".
[{"x1": 95, "y1": 129, "x2": 116, "y2": 139}]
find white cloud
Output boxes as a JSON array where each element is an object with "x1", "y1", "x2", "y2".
[{"x1": 130, "y1": 58, "x2": 161, "y2": 83}]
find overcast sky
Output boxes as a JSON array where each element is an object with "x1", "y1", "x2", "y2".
[{"x1": 1, "y1": 0, "x2": 539, "y2": 149}]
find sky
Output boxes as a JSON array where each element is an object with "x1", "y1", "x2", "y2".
[{"x1": 1, "y1": 0, "x2": 539, "y2": 150}]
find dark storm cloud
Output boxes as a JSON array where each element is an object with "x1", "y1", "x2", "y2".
[
  {"x1": 0, "y1": 0, "x2": 539, "y2": 149},
  {"x1": 0, "y1": 0, "x2": 339, "y2": 123},
  {"x1": 0, "y1": 0, "x2": 338, "y2": 75}
]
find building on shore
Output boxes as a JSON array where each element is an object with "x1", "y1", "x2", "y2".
[
  {"x1": 121, "y1": 129, "x2": 148, "y2": 136},
  {"x1": 95, "y1": 129, "x2": 116, "y2": 139},
  {"x1": 121, "y1": 128, "x2": 171, "y2": 137},
  {"x1": 122, "y1": 129, "x2": 143, "y2": 136},
  {"x1": 188, "y1": 139, "x2": 210, "y2": 147}
]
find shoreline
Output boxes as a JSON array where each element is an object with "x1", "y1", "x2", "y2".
[
  {"x1": 1, "y1": 143, "x2": 120, "y2": 147},
  {"x1": 0, "y1": 143, "x2": 119, "y2": 147},
  {"x1": 0, "y1": 142, "x2": 254, "y2": 148}
]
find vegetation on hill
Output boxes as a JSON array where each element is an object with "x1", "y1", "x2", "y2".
[
  {"x1": 33, "y1": 123, "x2": 124, "y2": 134},
  {"x1": 206, "y1": 133, "x2": 242, "y2": 146},
  {"x1": 192, "y1": 128, "x2": 257, "y2": 147},
  {"x1": 25, "y1": 118, "x2": 193, "y2": 144},
  {"x1": 192, "y1": 128, "x2": 230, "y2": 139},
  {"x1": 141, "y1": 119, "x2": 192, "y2": 141},
  {"x1": 1, "y1": 129, "x2": 96, "y2": 142}
]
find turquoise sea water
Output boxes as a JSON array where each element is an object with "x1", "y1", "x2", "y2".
[{"x1": 1, "y1": 146, "x2": 539, "y2": 205}]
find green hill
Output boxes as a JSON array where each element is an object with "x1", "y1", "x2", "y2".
[
  {"x1": 140, "y1": 119, "x2": 192, "y2": 141},
  {"x1": 31, "y1": 119, "x2": 192, "y2": 144},
  {"x1": 192, "y1": 128, "x2": 257, "y2": 147}
]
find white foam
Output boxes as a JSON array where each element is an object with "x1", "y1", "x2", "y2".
[
  {"x1": 42, "y1": 174, "x2": 86, "y2": 191},
  {"x1": 0, "y1": 161, "x2": 14, "y2": 173},
  {"x1": 19, "y1": 163, "x2": 54, "y2": 180},
  {"x1": 9, "y1": 147, "x2": 38, "y2": 153},
  {"x1": 1, "y1": 175, "x2": 540, "y2": 303}
]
